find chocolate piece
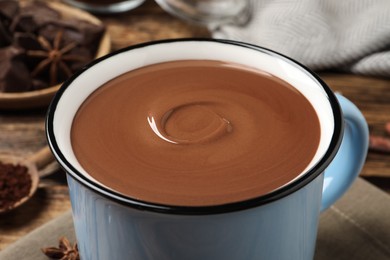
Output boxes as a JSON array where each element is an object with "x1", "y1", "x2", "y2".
[
  {"x1": 0, "y1": 46, "x2": 32, "y2": 92},
  {"x1": 13, "y1": 32, "x2": 41, "y2": 50},
  {"x1": 10, "y1": 1, "x2": 60, "y2": 33},
  {"x1": 67, "y1": 46, "x2": 93, "y2": 72},
  {"x1": 0, "y1": 1, "x2": 19, "y2": 20},
  {"x1": 0, "y1": 20, "x2": 12, "y2": 47},
  {"x1": 0, "y1": 1, "x2": 19, "y2": 47},
  {"x1": 70, "y1": 20, "x2": 105, "y2": 48},
  {"x1": 0, "y1": 1, "x2": 105, "y2": 92},
  {"x1": 10, "y1": 15, "x2": 36, "y2": 33}
]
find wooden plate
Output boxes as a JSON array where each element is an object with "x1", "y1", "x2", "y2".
[{"x1": 0, "y1": 1, "x2": 111, "y2": 110}]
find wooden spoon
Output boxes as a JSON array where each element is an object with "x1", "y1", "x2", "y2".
[{"x1": 0, "y1": 146, "x2": 56, "y2": 213}]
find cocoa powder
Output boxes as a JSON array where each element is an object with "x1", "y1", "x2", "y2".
[{"x1": 0, "y1": 161, "x2": 31, "y2": 211}]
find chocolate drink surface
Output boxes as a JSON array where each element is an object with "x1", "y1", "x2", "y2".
[{"x1": 71, "y1": 60, "x2": 321, "y2": 206}]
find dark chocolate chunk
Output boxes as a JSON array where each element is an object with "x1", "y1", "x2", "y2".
[
  {"x1": 0, "y1": 20, "x2": 12, "y2": 47},
  {"x1": 0, "y1": 1, "x2": 19, "y2": 47},
  {"x1": 0, "y1": 1, "x2": 105, "y2": 92},
  {"x1": 0, "y1": 46, "x2": 32, "y2": 92},
  {"x1": 0, "y1": 1, "x2": 19, "y2": 20},
  {"x1": 13, "y1": 32, "x2": 41, "y2": 50},
  {"x1": 71, "y1": 20, "x2": 105, "y2": 48},
  {"x1": 10, "y1": 15, "x2": 36, "y2": 33},
  {"x1": 10, "y1": 1, "x2": 60, "y2": 33},
  {"x1": 20, "y1": 1, "x2": 60, "y2": 18},
  {"x1": 68, "y1": 46, "x2": 94, "y2": 72}
]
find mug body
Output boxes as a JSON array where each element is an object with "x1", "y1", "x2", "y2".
[
  {"x1": 47, "y1": 39, "x2": 343, "y2": 260},
  {"x1": 67, "y1": 173, "x2": 324, "y2": 260}
]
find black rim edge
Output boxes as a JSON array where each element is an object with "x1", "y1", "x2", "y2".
[{"x1": 46, "y1": 38, "x2": 344, "y2": 215}]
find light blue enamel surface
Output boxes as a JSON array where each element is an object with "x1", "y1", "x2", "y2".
[
  {"x1": 65, "y1": 94, "x2": 369, "y2": 260},
  {"x1": 67, "y1": 174, "x2": 324, "y2": 260},
  {"x1": 321, "y1": 94, "x2": 369, "y2": 211}
]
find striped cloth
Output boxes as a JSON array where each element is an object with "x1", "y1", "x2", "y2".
[{"x1": 211, "y1": 0, "x2": 390, "y2": 77}]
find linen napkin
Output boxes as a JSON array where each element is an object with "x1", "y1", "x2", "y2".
[
  {"x1": 0, "y1": 177, "x2": 389, "y2": 259},
  {"x1": 211, "y1": 0, "x2": 390, "y2": 77}
]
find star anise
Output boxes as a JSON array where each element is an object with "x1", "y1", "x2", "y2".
[
  {"x1": 27, "y1": 30, "x2": 86, "y2": 86},
  {"x1": 42, "y1": 237, "x2": 80, "y2": 260}
]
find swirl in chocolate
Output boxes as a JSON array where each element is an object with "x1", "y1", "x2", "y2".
[
  {"x1": 148, "y1": 102, "x2": 232, "y2": 144},
  {"x1": 71, "y1": 60, "x2": 321, "y2": 206}
]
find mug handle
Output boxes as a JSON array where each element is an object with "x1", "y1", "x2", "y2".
[{"x1": 321, "y1": 94, "x2": 369, "y2": 211}]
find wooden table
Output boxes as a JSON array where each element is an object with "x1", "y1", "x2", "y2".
[{"x1": 0, "y1": 0, "x2": 389, "y2": 251}]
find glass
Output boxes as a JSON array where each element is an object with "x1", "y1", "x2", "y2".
[
  {"x1": 154, "y1": 0, "x2": 251, "y2": 27},
  {"x1": 63, "y1": 0, "x2": 146, "y2": 14}
]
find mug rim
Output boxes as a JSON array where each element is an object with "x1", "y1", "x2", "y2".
[{"x1": 46, "y1": 38, "x2": 343, "y2": 215}]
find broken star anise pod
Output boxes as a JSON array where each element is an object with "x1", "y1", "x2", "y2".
[
  {"x1": 41, "y1": 237, "x2": 80, "y2": 260},
  {"x1": 27, "y1": 30, "x2": 87, "y2": 86}
]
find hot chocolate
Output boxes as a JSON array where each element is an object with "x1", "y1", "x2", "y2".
[{"x1": 71, "y1": 60, "x2": 321, "y2": 206}]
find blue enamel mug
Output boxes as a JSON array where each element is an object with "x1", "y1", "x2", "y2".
[{"x1": 46, "y1": 39, "x2": 369, "y2": 260}]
